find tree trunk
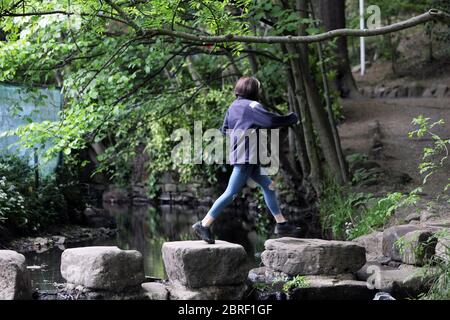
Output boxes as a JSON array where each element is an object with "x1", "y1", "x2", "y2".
[
  {"x1": 297, "y1": 0, "x2": 344, "y2": 185},
  {"x1": 284, "y1": 43, "x2": 322, "y2": 191},
  {"x1": 314, "y1": 0, "x2": 360, "y2": 98},
  {"x1": 310, "y1": 3, "x2": 348, "y2": 183}
]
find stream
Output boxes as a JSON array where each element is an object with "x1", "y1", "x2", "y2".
[{"x1": 24, "y1": 203, "x2": 266, "y2": 294}]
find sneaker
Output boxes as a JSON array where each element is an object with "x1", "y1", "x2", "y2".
[
  {"x1": 192, "y1": 221, "x2": 215, "y2": 244},
  {"x1": 274, "y1": 222, "x2": 302, "y2": 237}
]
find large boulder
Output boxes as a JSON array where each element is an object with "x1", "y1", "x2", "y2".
[
  {"x1": 382, "y1": 225, "x2": 436, "y2": 265},
  {"x1": 60, "y1": 246, "x2": 144, "y2": 291},
  {"x1": 0, "y1": 250, "x2": 32, "y2": 300},
  {"x1": 261, "y1": 238, "x2": 366, "y2": 276},
  {"x1": 353, "y1": 231, "x2": 383, "y2": 261},
  {"x1": 161, "y1": 240, "x2": 249, "y2": 288}
]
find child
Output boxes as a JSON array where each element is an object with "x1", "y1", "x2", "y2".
[{"x1": 192, "y1": 76, "x2": 301, "y2": 244}]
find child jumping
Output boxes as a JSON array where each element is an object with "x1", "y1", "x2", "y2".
[{"x1": 192, "y1": 76, "x2": 302, "y2": 244}]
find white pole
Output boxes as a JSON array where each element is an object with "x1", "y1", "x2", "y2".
[{"x1": 360, "y1": 0, "x2": 365, "y2": 76}]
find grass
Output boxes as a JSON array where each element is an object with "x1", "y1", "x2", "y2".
[{"x1": 318, "y1": 176, "x2": 419, "y2": 240}]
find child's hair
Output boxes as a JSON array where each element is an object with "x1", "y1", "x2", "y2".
[{"x1": 234, "y1": 76, "x2": 261, "y2": 101}]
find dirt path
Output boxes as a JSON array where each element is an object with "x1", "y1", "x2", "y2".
[{"x1": 339, "y1": 97, "x2": 450, "y2": 197}]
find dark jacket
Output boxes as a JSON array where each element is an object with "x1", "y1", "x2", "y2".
[{"x1": 221, "y1": 96, "x2": 298, "y2": 165}]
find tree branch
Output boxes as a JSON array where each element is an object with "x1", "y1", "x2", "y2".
[
  {"x1": 103, "y1": 0, "x2": 142, "y2": 34},
  {"x1": 143, "y1": 9, "x2": 449, "y2": 44},
  {"x1": 0, "y1": 10, "x2": 129, "y2": 25}
]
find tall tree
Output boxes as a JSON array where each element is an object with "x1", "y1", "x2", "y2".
[{"x1": 314, "y1": 0, "x2": 360, "y2": 98}]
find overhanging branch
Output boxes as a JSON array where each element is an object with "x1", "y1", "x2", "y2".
[
  {"x1": 143, "y1": 9, "x2": 450, "y2": 44},
  {"x1": 1, "y1": 8, "x2": 448, "y2": 44}
]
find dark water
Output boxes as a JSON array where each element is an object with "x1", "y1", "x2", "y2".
[{"x1": 24, "y1": 204, "x2": 266, "y2": 293}]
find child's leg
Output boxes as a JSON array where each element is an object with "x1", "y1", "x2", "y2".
[
  {"x1": 249, "y1": 166, "x2": 286, "y2": 223},
  {"x1": 202, "y1": 164, "x2": 252, "y2": 227}
]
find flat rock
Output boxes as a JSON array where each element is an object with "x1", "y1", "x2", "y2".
[
  {"x1": 0, "y1": 250, "x2": 32, "y2": 300},
  {"x1": 356, "y1": 261, "x2": 432, "y2": 298},
  {"x1": 353, "y1": 231, "x2": 383, "y2": 261},
  {"x1": 424, "y1": 218, "x2": 450, "y2": 229},
  {"x1": 167, "y1": 283, "x2": 247, "y2": 300},
  {"x1": 162, "y1": 240, "x2": 249, "y2": 288},
  {"x1": 288, "y1": 275, "x2": 375, "y2": 300},
  {"x1": 60, "y1": 246, "x2": 144, "y2": 291},
  {"x1": 261, "y1": 238, "x2": 366, "y2": 276}
]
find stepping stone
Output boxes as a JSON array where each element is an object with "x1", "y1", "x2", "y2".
[
  {"x1": 261, "y1": 238, "x2": 366, "y2": 276},
  {"x1": 162, "y1": 240, "x2": 249, "y2": 288},
  {"x1": 0, "y1": 250, "x2": 32, "y2": 300},
  {"x1": 60, "y1": 246, "x2": 144, "y2": 291}
]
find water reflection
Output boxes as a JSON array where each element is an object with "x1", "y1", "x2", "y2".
[{"x1": 25, "y1": 204, "x2": 265, "y2": 293}]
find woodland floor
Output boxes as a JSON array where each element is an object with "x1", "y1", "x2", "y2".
[
  {"x1": 340, "y1": 97, "x2": 449, "y2": 197},
  {"x1": 338, "y1": 55, "x2": 450, "y2": 225}
]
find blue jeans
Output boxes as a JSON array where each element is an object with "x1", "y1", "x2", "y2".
[{"x1": 207, "y1": 164, "x2": 281, "y2": 219}]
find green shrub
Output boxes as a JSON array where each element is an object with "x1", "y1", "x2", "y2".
[
  {"x1": 318, "y1": 177, "x2": 370, "y2": 239},
  {"x1": 0, "y1": 155, "x2": 68, "y2": 234},
  {"x1": 319, "y1": 176, "x2": 419, "y2": 240}
]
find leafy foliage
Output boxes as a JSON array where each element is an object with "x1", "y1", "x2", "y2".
[
  {"x1": 319, "y1": 174, "x2": 419, "y2": 240},
  {"x1": 0, "y1": 155, "x2": 68, "y2": 234},
  {"x1": 0, "y1": 0, "x2": 296, "y2": 189},
  {"x1": 409, "y1": 116, "x2": 450, "y2": 196},
  {"x1": 283, "y1": 275, "x2": 309, "y2": 292}
]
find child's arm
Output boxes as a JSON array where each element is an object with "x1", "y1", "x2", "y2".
[{"x1": 249, "y1": 102, "x2": 298, "y2": 129}]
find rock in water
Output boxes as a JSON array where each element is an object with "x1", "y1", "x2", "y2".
[
  {"x1": 60, "y1": 246, "x2": 144, "y2": 291},
  {"x1": 0, "y1": 250, "x2": 32, "y2": 300},
  {"x1": 261, "y1": 238, "x2": 366, "y2": 276},
  {"x1": 161, "y1": 240, "x2": 249, "y2": 288}
]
